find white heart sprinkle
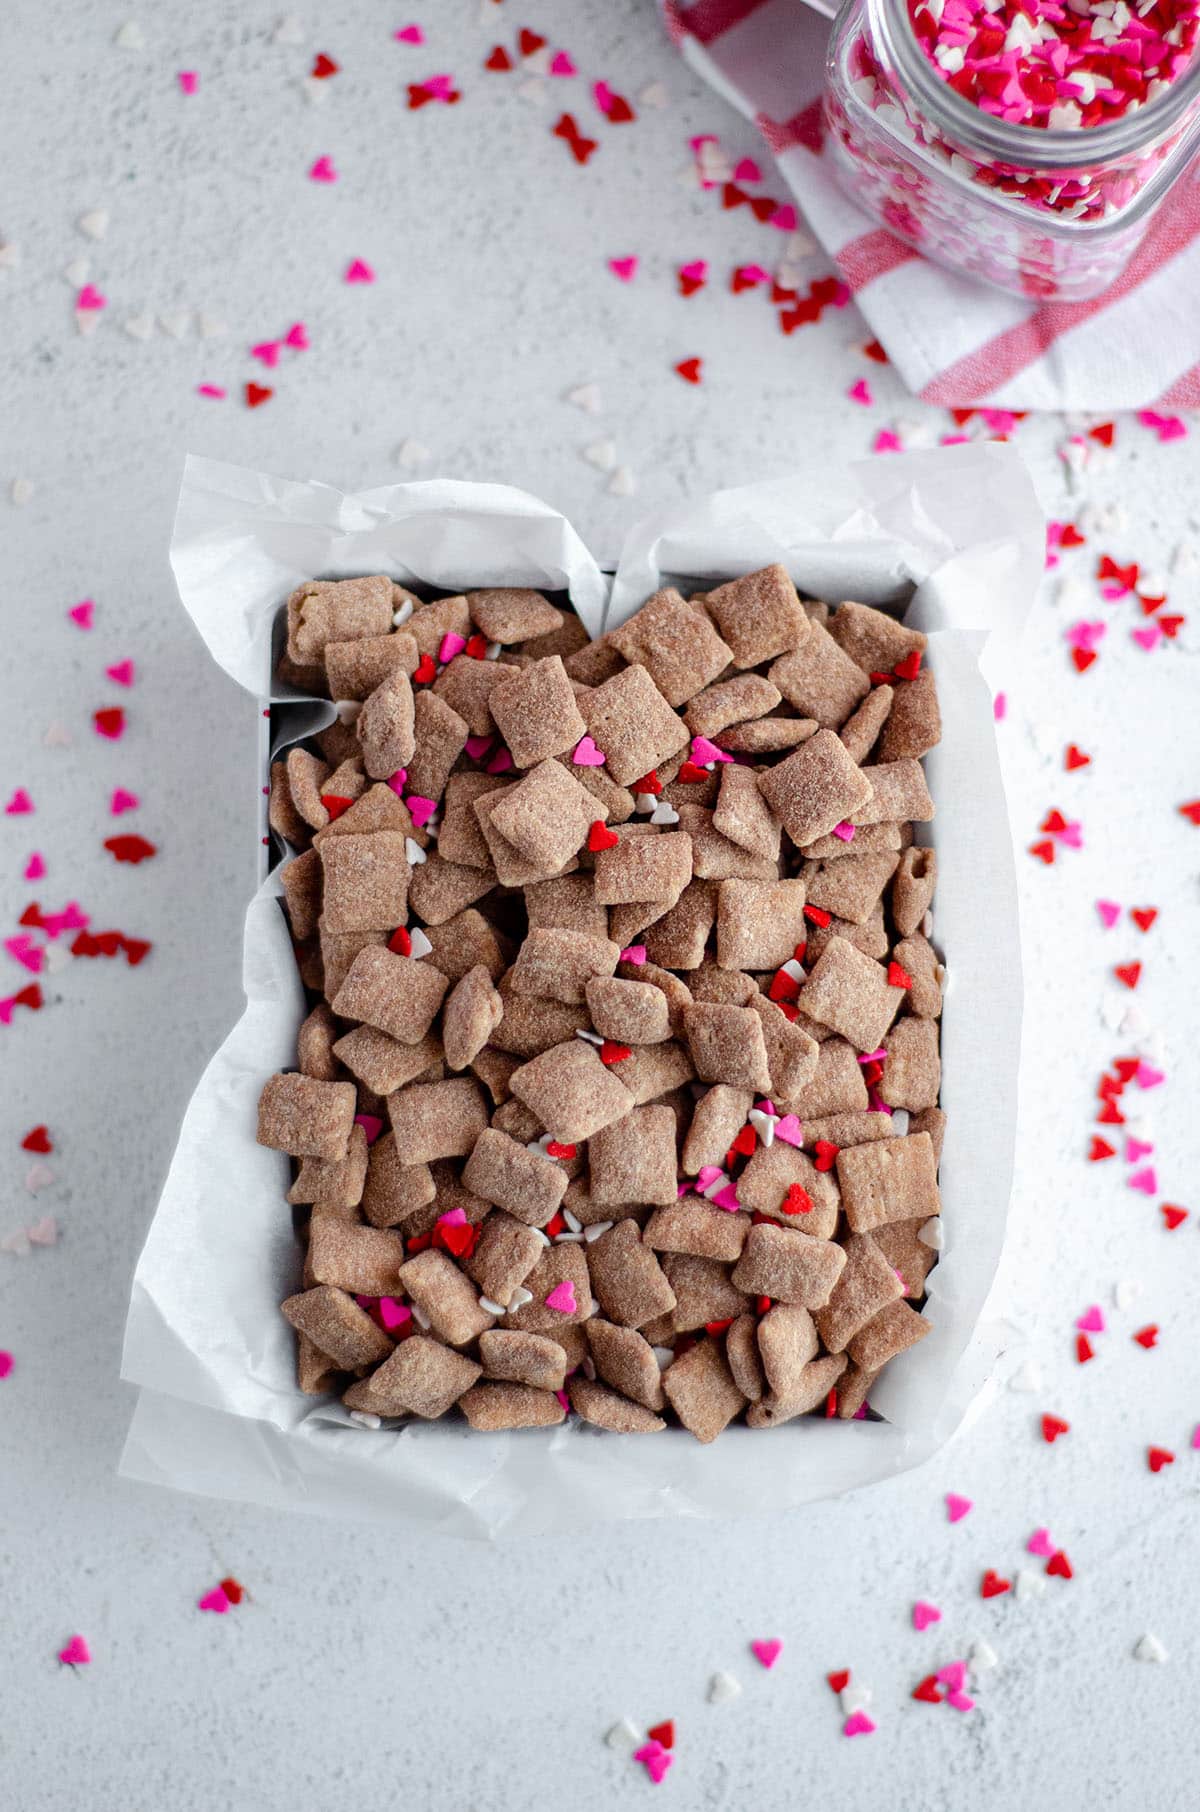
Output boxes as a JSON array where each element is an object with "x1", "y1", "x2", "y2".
[
  {"x1": 115, "y1": 20, "x2": 145, "y2": 49},
  {"x1": 517, "y1": 76, "x2": 546, "y2": 104},
  {"x1": 123, "y1": 312, "x2": 155, "y2": 341},
  {"x1": 1014, "y1": 1568, "x2": 1046, "y2": 1602},
  {"x1": 604, "y1": 1719, "x2": 640, "y2": 1754},
  {"x1": 1008, "y1": 1358, "x2": 1042, "y2": 1393},
  {"x1": 478, "y1": 1296, "x2": 506, "y2": 1317},
  {"x1": 24, "y1": 1164, "x2": 55, "y2": 1193},
  {"x1": 484, "y1": 641, "x2": 501, "y2": 661},
  {"x1": 889, "y1": 1108, "x2": 910, "y2": 1135},
  {"x1": 408, "y1": 926, "x2": 433, "y2": 959},
  {"x1": 700, "y1": 1171, "x2": 729, "y2": 1201},
  {"x1": 334, "y1": 699, "x2": 362, "y2": 724},
  {"x1": 555, "y1": 1230, "x2": 585, "y2": 1243},
  {"x1": 639, "y1": 80, "x2": 669, "y2": 109},
  {"x1": 1113, "y1": 1279, "x2": 1142, "y2": 1311},
  {"x1": 575, "y1": 1028, "x2": 604, "y2": 1045},
  {"x1": 0, "y1": 241, "x2": 22, "y2": 270},
  {"x1": 840, "y1": 1682, "x2": 872, "y2": 1714},
  {"x1": 583, "y1": 438, "x2": 617, "y2": 471},
  {"x1": 11, "y1": 478, "x2": 34, "y2": 506},
  {"x1": 565, "y1": 382, "x2": 602, "y2": 414},
  {"x1": 607, "y1": 465, "x2": 635, "y2": 498},
  {"x1": 197, "y1": 313, "x2": 226, "y2": 339},
  {"x1": 76, "y1": 310, "x2": 102, "y2": 338},
  {"x1": 968, "y1": 1638, "x2": 998, "y2": 1674},
  {"x1": 652, "y1": 1345, "x2": 674, "y2": 1369},
  {"x1": 583, "y1": 1221, "x2": 613, "y2": 1243},
  {"x1": 634, "y1": 792, "x2": 657, "y2": 815},
  {"x1": 43, "y1": 720, "x2": 72, "y2": 747},
  {"x1": 781, "y1": 957, "x2": 806, "y2": 984},
  {"x1": 562, "y1": 1208, "x2": 582, "y2": 1234},
  {"x1": 1, "y1": 1229, "x2": 31, "y2": 1257},
  {"x1": 917, "y1": 1216, "x2": 942, "y2": 1250},
  {"x1": 404, "y1": 837, "x2": 426, "y2": 866},
  {"x1": 348, "y1": 1410, "x2": 382, "y2": 1429},
  {"x1": 1134, "y1": 1632, "x2": 1168, "y2": 1663},
  {"x1": 301, "y1": 75, "x2": 329, "y2": 104},
  {"x1": 43, "y1": 941, "x2": 72, "y2": 972},
  {"x1": 508, "y1": 1285, "x2": 533, "y2": 1309},
  {"x1": 396, "y1": 438, "x2": 431, "y2": 470},
  {"x1": 707, "y1": 1670, "x2": 741, "y2": 1704},
  {"x1": 522, "y1": 44, "x2": 552, "y2": 74},
  {"x1": 79, "y1": 210, "x2": 110, "y2": 241},
  {"x1": 63, "y1": 256, "x2": 91, "y2": 287},
  {"x1": 27, "y1": 1216, "x2": 59, "y2": 1246},
  {"x1": 159, "y1": 308, "x2": 191, "y2": 339},
  {"x1": 273, "y1": 12, "x2": 305, "y2": 44},
  {"x1": 392, "y1": 598, "x2": 414, "y2": 626},
  {"x1": 650, "y1": 799, "x2": 679, "y2": 825},
  {"x1": 747, "y1": 1108, "x2": 777, "y2": 1147}
]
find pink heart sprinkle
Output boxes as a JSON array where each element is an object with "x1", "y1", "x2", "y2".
[
  {"x1": 5, "y1": 789, "x2": 33, "y2": 815},
  {"x1": 438, "y1": 1208, "x2": 468, "y2": 1227},
  {"x1": 619, "y1": 944, "x2": 646, "y2": 964},
  {"x1": 848, "y1": 378, "x2": 873, "y2": 406},
  {"x1": 733, "y1": 156, "x2": 762, "y2": 182},
  {"x1": 0, "y1": 1001, "x2": 15, "y2": 1026},
  {"x1": 4, "y1": 937, "x2": 44, "y2": 974},
  {"x1": 423, "y1": 74, "x2": 455, "y2": 99},
  {"x1": 912, "y1": 1600, "x2": 941, "y2": 1631},
  {"x1": 198, "y1": 1586, "x2": 231, "y2": 1614},
  {"x1": 406, "y1": 794, "x2": 437, "y2": 829},
  {"x1": 1076, "y1": 1304, "x2": 1105, "y2": 1333},
  {"x1": 1065, "y1": 620, "x2": 1106, "y2": 652},
  {"x1": 774, "y1": 1114, "x2": 802, "y2": 1148},
  {"x1": 58, "y1": 1635, "x2": 90, "y2": 1665},
  {"x1": 439, "y1": 632, "x2": 467, "y2": 664},
  {"x1": 1096, "y1": 899, "x2": 1121, "y2": 928},
  {"x1": 545, "y1": 1280, "x2": 576, "y2": 1315},
  {"x1": 680, "y1": 259, "x2": 708, "y2": 282},
  {"x1": 593, "y1": 79, "x2": 614, "y2": 112},
  {"x1": 633, "y1": 1743, "x2": 672, "y2": 1785},
  {"x1": 378, "y1": 1296, "x2": 410, "y2": 1330},
  {"x1": 345, "y1": 258, "x2": 376, "y2": 284},
  {"x1": 309, "y1": 155, "x2": 338, "y2": 183},
  {"x1": 769, "y1": 204, "x2": 798, "y2": 231},
  {"x1": 1132, "y1": 624, "x2": 1162, "y2": 652},
  {"x1": 106, "y1": 659, "x2": 135, "y2": 687},
  {"x1": 946, "y1": 1689, "x2": 975, "y2": 1713},
  {"x1": 843, "y1": 1711, "x2": 875, "y2": 1737},
  {"x1": 608, "y1": 256, "x2": 638, "y2": 282},
  {"x1": 284, "y1": 321, "x2": 309, "y2": 349},
  {"x1": 711, "y1": 1185, "x2": 741, "y2": 1212},
  {"x1": 197, "y1": 384, "x2": 226, "y2": 399},
  {"x1": 1055, "y1": 820, "x2": 1083, "y2": 849},
  {"x1": 251, "y1": 341, "x2": 281, "y2": 367},
  {"x1": 485, "y1": 747, "x2": 513, "y2": 775},
  {"x1": 68, "y1": 600, "x2": 95, "y2": 629},
  {"x1": 734, "y1": 264, "x2": 770, "y2": 286},
  {"x1": 23, "y1": 852, "x2": 45, "y2": 881},
  {"x1": 936, "y1": 1659, "x2": 966, "y2": 1691},
  {"x1": 750, "y1": 1637, "x2": 782, "y2": 1669},
  {"x1": 27, "y1": 1216, "x2": 57, "y2": 1245},
  {"x1": 554, "y1": 1387, "x2": 570, "y2": 1412},
  {"x1": 76, "y1": 284, "x2": 106, "y2": 311},
  {"x1": 992, "y1": 690, "x2": 1006, "y2": 721},
  {"x1": 1136, "y1": 1061, "x2": 1165, "y2": 1089},
  {"x1": 572, "y1": 734, "x2": 606, "y2": 767},
  {"x1": 1027, "y1": 1526, "x2": 1055, "y2": 1557},
  {"x1": 1128, "y1": 1166, "x2": 1157, "y2": 1195},
  {"x1": 549, "y1": 50, "x2": 576, "y2": 75},
  {"x1": 394, "y1": 24, "x2": 424, "y2": 44},
  {"x1": 110, "y1": 788, "x2": 140, "y2": 815},
  {"x1": 386, "y1": 770, "x2": 408, "y2": 796},
  {"x1": 945, "y1": 1491, "x2": 972, "y2": 1521},
  {"x1": 691, "y1": 735, "x2": 731, "y2": 766},
  {"x1": 1125, "y1": 1136, "x2": 1154, "y2": 1162},
  {"x1": 696, "y1": 1166, "x2": 723, "y2": 1191},
  {"x1": 178, "y1": 70, "x2": 198, "y2": 94},
  {"x1": 354, "y1": 1114, "x2": 383, "y2": 1144},
  {"x1": 873, "y1": 430, "x2": 902, "y2": 454},
  {"x1": 1191, "y1": 1424, "x2": 1200, "y2": 1451},
  {"x1": 464, "y1": 735, "x2": 493, "y2": 761},
  {"x1": 832, "y1": 820, "x2": 856, "y2": 842}
]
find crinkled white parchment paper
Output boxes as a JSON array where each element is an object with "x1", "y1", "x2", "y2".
[{"x1": 120, "y1": 446, "x2": 1040, "y2": 1539}]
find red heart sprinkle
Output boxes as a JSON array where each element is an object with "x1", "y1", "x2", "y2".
[
  {"x1": 484, "y1": 44, "x2": 513, "y2": 70},
  {"x1": 1130, "y1": 907, "x2": 1157, "y2": 932},
  {"x1": 551, "y1": 112, "x2": 598, "y2": 164},
  {"x1": 543, "y1": 1212, "x2": 567, "y2": 1241},
  {"x1": 861, "y1": 1059, "x2": 884, "y2": 1087},
  {"x1": 388, "y1": 926, "x2": 412, "y2": 956},
  {"x1": 1046, "y1": 1550, "x2": 1072, "y2": 1579},
  {"x1": 104, "y1": 834, "x2": 157, "y2": 864},
  {"x1": 587, "y1": 820, "x2": 619, "y2": 852},
  {"x1": 825, "y1": 1388, "x2": 838, "y2": 1417},
  {"x1": 793, "y1": 941, "x2": 807, "y2": 964},
  {"x1": 1089, "y1": 421, "x2": 1115, "y2": 446},
  {"x1": 827, "y1": 1669, "x2": 850, "y2": 1694},
  {"x1": 94, "y1": 931, "x2": 122, "y2": 956},
  {"x1": 756, "y1": 1295, "x2": 771, "y2": 1315},
  {"x1": 1065, "y1": 744, "x2": 1091, "y2": 771},
  {"x1": 704, "y1": 1319, "x2": 734, "y2": 1338},
  {"x1": 1114, "y1": 962, "x2": 1141, "y2": 990},
  {"x1": 599, "y1": 1039, "x2": 632, "y2": 1065},
  {"x1": 768, "y1": 968, "x2": 800, "y2": 1002},
  {"x1": 781, "y1": 1183, "x2": 812, "y2": 1215},
  {"x1": 1158, "y1": 614, "x2": 1184, "y2": 638},
  {"x1": 437, "y1": 1221, "x2": 477, "y2": 1259},
  {"x1": 1180, "y1": 801, "x2": 1200, "y2": 825},
  {"x1": 1096, "y1": 1101, "x2": 1125, "y2": 1124},
  {"x1": 407, "y1": 84, "x2": 435, "y2": 109},
  {"x1": 1161, "y1": 1204, "x2": 1188, "y2": 1230},
  {"x1": 950, "y1": 407, "x2": 975, "y2": 426},
  {"x1": 646, "y1": 1721, "x2": 674, "y2": 1750},
  {"x1": 1075, "y1": 1333, "x2": 1094, "y2": 1364},
  {"x1": 1059, "y1": 524, "x2": 1085, "y2": 546},
  {"x1": 893, "y1": 650, "x2": 922, "y2": 681},
  {"x1": 19, "y1": 903, "x2": 45, "y2": 928},
  {"x1": 1071, "y1": 648, "x2": 1097, "y2": 674},
  {"x1": 1148, "y1": 1446, "x2": 1175, "y2": 1473},
  {"x1": 722, "y1": 182, "x2": 749, "y2": 209},
  {"x1": 21, "y1": 1125, "x2": 52, "y2": 1153},
  {"x1": 464, "y1": 633, "x2": 490, "y2": 659},
  {"x1": 813, "y1": 1140, "x2": 839, "y2": 1172},
  {"x1": 632, "y1": 770, "x2": 662, "y2": 795},
  {"x1": 675, "y1": 357, "x2": 703, "y2": 385},
  {"x1": 676, "y1": 760, "x2": 709, "y2": 783},
  {"x1": 886, "y1": 961, "x2": 912, "y2": 989},
  {"x1": 804, "y1": 905, "x2": 832, "y2": 927},
  {"x1": 320, "y1": 794, "x2": 353, "y2": 822},
  {"x1": 678, "y1": 273, "x2": 705, "y2": 297},
  {"x1": 748, "y1": 194, "x2": 776, "y2": 222},
  {"x1": 912, "y1": 1674, "x2": 943, "y2": 1703},
  {"x1": 219, "y1": 1577, "x2": 245, "y2": 1605},
  {"x1": 406, "y1": 1231, "x2": 432, "y2": 1253},
  {"x1": 412, "y1": 652, "x2": 436, "y2": 684},
  {"x1": 14, "y1": 984, "x2": 42, "y2": 1010},
  {"x1": 1041, "y1": 1413, "x2": 1070, "y2": 1443},
  {"x1": 980, "y1": 1569, "x2": 1011, "y2": 1598},
  {"x1": 863, "y1": 339, "x2": 888, "y2": 363},
  {"x1": 775, "y1": 1000, "x2": 799, "y2": 1022},
  {"x1": 1133, "y1": 1325, "x2": 1159, "y2": 1348},
  {"x1": 94, "y1": 707, "x2": 125, "y2": 738},
  {"x1": 245, "y1": 382, "x2": 273, "y2": 409},
  {"x1": 1041, "y1": 809, "x2": 1068, "y2": 834},
  {"x1": 1087, "y1": 1137, "x2": 1116, "y2": 1162},
  {"x1": 545, "y1": 1141, "x2": 576, "y2": 1161},
  {"x1": 869, "y1": 671, "x2": 894, "y2": 685},
  {"x1": 731, "y1": 269, "x2": 759, "y2": 295},
  {"x1": 604, "y1": 93, "x2": 635, "y2": 124},
  {"x1": 122, "y1": 936, "x2": 152, "y2": 966},
  {"x1": 311, "y1": 52, "x2": 338, "y2": 78},
  {"x1": 518, "y1": 28, "x2": 546, "y2": 53},
  {"x1": 730, "y1": 1125, "x2": 757, "y2": 1158}
]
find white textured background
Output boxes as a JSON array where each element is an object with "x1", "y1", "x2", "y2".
[{"x1": 2, "y1": 4, "x2": 1198, "y2": 1808}]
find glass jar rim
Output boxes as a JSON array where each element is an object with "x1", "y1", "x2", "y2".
[{"x1": 867, "y1": 0, "x2": 1200, "y2": 169}]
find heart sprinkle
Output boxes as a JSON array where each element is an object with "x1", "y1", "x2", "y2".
[{"x1": 750, "y1": 1637, "x2": 782, "y2": 1669}]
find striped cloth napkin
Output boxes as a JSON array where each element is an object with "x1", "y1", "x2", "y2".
[{"x1": 663, "y1": 0, "x2": 1200, "y2": 409}]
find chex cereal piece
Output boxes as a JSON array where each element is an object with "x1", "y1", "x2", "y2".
[
  {"x1": 387, "y1": 1078, "x2": 489, "y2": 1162},
  {"x1": 526, "y1": 873, "x2": 611, "y2": 940},
  {"x1": 308, "y1": 1216, "x2": 406, "y2": 1294},
  {"x1": 746, "y1": 1353, "x2": 847, "y2": 1427},
  {"x1": 564, "y1": 635, "x2": 625, "y2": 686},
  {"x1": 593, "y1": 831, "x2": 693, "y2": 906},
  {"x1": 438, "y1": 773, "x2": 507, "y2": 869},
  {"x1": 489, "y1": 656, "x2": 587, "y2": 768},
  {"x1": 317, "y1": 718, "x2": 361, "y2": 765},
  {"x1": 287, "y1": 575, "x2": 394, "y2": 664},
  {"x1": 491, "y1": 1100, "x2": 542, "y2": 1143},
  {"x1": 257, "y1": 1073, "x2": 357, "y2": 1159},
  {"x1": 510, "y1": 927, "x2": 620, "y2": 1004},
  {"x1": 297, "y1": 1002, "x2": 340, "y2": 1080},
  {"x1": 716, "y1": 879, "x2": 806, "y2": 970},
  {"x1": 835, "y1": 1361, "x2": 879, "y2": 1419},
  {"x1": 880, "y1": 1018, "x2": 941, "y2": 1110},
  {"x1": 586, "y1": 1320, "x2": 666, "y2": 1410},
  {"x1": 479, "y1": 1329, "x2": 567, "y2": 1390},
  {"x1": 405, "y1": 691, "x2": 469, "y2": 801},
  {"x1": 486, "y1": 759, "x2": 600, "y2": 874},
  {"x1": 770, "y1": 619, "x2": 871, "y2": 729},
  {"x1": 803, "y1": 822, "x2": 902, "y2": 860},
  {"x1": 879, "y1": 669, "x2": 941, "y2": 761},
  {"x1": 325, "y1": 630, "x2": 417, "y2": 701},
  {"x1": 872, "y1": 1218, "x2": 937, "y2": 1298},
  {"x1": 360, "y1": 1133, "x2": 435, "y2": 1227},
  {"x1": 846, "y1": 1298, "x2": 930, "y2": 1370},
  {"x1": 712, "y1": 765, "x2": 782, "y2": 863},
  {"x1": 748, "y1": 997, "x2": 820, "y2": 1104},
  {"x1": 642, "y1": 880, "x2": 719, "y2": 971},
  {"x1": 892, "y1": 935, "x2": 942, "y2": 1019},
  {"x1": 286, "y1": 748, "x2": 332, "y2": 830},
  {"x1": 585, "y1": 976, "x2": 670, "y2": 1045},
  {"x1": 758, "y1": 730, "x2": 874, "y2": 849},
  {"x1": 269, "y1": 761, "x2": 308, "y2": 844},
  {"x1": 569, "y1": 1376, "x2": 667, "y2": 1432},
  {"x1": 471, "y1": 1046, "x2": 521, "y2": 1107},
  {"x1": 347, "y1": 1336, "x2": 480, "y2": 1418},
  {"x1": 297, "y1": 1336, "x2": 338, "y2": 1396},
  {"x1": 893, "y1": 848, "x2": 937, "y2": 939},
  {"x1": 664, "y1": 1253, "x2": 750, "y2": 1330},
  {"x1": 333, "y1": 1026, "x2": 442, "y2": 1096},
  {"x1": 814, "y1": 1234, "x2": 904, "y2": 1352},
  {"x1": 460, "y1": 1382, "x2": 566, "y2": 1429},
  {"x1": 805, "y1": 1112, "x2": 895, "y2": 1149},
  {"x1": 684, "y1": 1001, "x2": 772, "y2": 1092},
  {"x1": 675, "y1": 805, "x2": 779, "y2": 881},
  {"x1": 408, "y1": 852, "x2": 496, "y2": 924},
  {"x1": 838, "y1": 685, "x2": 893, "y2": 763},
  {"x1": 661, "y1": 1337, "x2": 747, "y2": 1443},
  {"x1": 357, "y1": 667, "x2": 416, "y2": 779},
  {"x1": 332, "y1": 946, "x2": 448, "y2": 1044},
  {"x1": 758, "y1": 1303, "x2": 819, "y2": 1398},
  {"x1": 686, "y1": 672, "x2": 782, "y2": 738},
  {"x1": 682, "y1": 1084, "x2": 754, "y2": 1173},
  {"x1": 634, "y1": 961, "x2": 694, "y2": 1034},
  {"x1": 825, "y1": 600, "x2": 925, "y2": 675},
  {"x1": 282, "y1": 1285, "x2": 394, "y2": 1369},
  {"x1": 465, "y1": 1212, "x2": 545, "y2": 1306},
  {"x1": 407, "y1": 595, "x2": 471, "y2": 658},
  {"x1": 287, "y1": 1125, "x2": 369, "y2": 1210},
  {"x1": 322, "y1": 758, "x2": 368, "y2": 805},
  {"x1": 608, "y1": 587, "x2": 733, "y2": 706},
  {"x1": 313, "y1": 782, "x2": 414, "y2": 846},
  {"x1": 853, "y1": 762, "x2": 934, "y2": 828},
  {"x1": 562, "y1": 754, "x2": 635, "y2": 824},
  {"x1": 738, "y1": 1144, "x2": 839, "y2": 1238},
  {"x1": 806, "y1": 852, "x2": 900, "y2": 926},
  {"x1": 523, "y1": 614, "x2": 589, "y2": 664},
  {"x1": 909, "y1": 1106, "x2": 946, "y2": 1164},
  {"x1": 588, "y1": 1105, "x2": 680, "y2": 1206},
  {"x1": 467, "y1": 588, "x2": 564, "y2": 644},
  {"x1": 587, "y1": 1219, "x2": 677, "y2": 1327},
  {"x1": 432, "y1": 652, "x2": 506, "y2": 735},
  {"x1": 725, "y1": 1313, "x2": 766, "y2": 1401},
  {"x1": 703, "y1": 565, "x2": 807, "y2": 668},
  {"x1": 281, "y1": 850, "x2": 321, "y2": 940},
  {"x1": 583, "y1": 665, "x2": 689, "y2": 786},
  {"x1": 643, "y1": 1198, "x2": 750, "y2": 1262},
  {"x1": 732, "y1": 1222, "x2": 847, "y2": 1307},
  {"x1": 462, "y1": 1127, "x2": 569, "y2": 1227},
  {"x1": 717, "y1": 716, "x2": 818, "y2": 754},
  {"x1": 442, "y1": 965, "x2": 504, "y2": 1070},
  {"x1": 509, "y1": 1039, "x2": 633, "y2": 1141},
  {"x1": 319, "y1": 831, "x2": 410, "y2": 933},
  {"x1": 837, "y1": 1132, "x2": 941, "y2": 1232},
  {"x1": 505, "y1": 1242, "x2": 593, "y2": 1331},
  {"x1": 796, "y1": 937, "x2": 902, "y2": 1053},
  {"x1": 617, "y1": 1040, "x2": 697, "y2": 1104},
  {"x1": 397, "y1": 1248, "x2": 494, "y2": 1346},
  {"x1": 491, "y1": 982, "x2": 589, "y2": 1058}
]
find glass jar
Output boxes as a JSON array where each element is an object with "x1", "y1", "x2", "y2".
[{"x1": 824, "y1": 0, "x2": 1200, "y2": 301}]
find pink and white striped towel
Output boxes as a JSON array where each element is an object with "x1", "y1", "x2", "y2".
[{"x1": 663, "y1": 0, "x2": 1200, "y2": 409}]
